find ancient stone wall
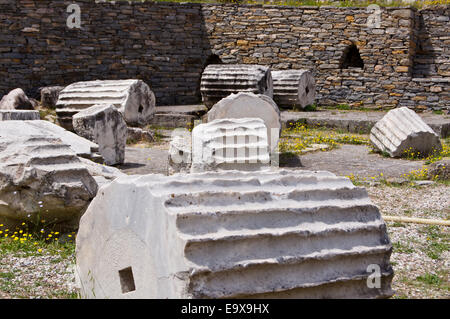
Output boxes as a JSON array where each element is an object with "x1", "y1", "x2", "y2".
[{"x1": 0, "y1": 1, "x2": 448, "y2": 110}]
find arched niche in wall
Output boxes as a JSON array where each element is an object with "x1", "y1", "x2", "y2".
[{"x1": 340, "y1": 44, "x2": 364, "y2": 69}]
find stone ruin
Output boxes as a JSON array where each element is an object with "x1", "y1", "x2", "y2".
[
  {"x1": 0, "y1": 88, "x2": 35, "y2": 110},
  {"x1": 0, "y1": 134, "x2": 98, "y2": 230},
  {"x1": 370, "y1": 107, "x2": 442, "y2": 157},
  {"x1": 200, "y1": 64, "x2": 273, "y2": 108},
  {"x1": 272, "y1": 69, "x2": 316, "y2": 109},
  {"x1": 191, "y1": 118, "x2": 271, "y2": 173},
  {"x1": 0, "y1": 110, "x2": 40, "y2": 121},
  {"x1": 73, "y1": 104, "x2": 127, "y2": 166},
  {"x1": 0, "y1": 120, "x2": 102, "y2": 162},
  {"x1": 75, "y1": 169, "x2": 394, "y2": 299},
  {"x1": 207, "y1": 92, "x2": 281, "y2": 152},
  {"x1": 56, "y1": 79, "x2": 156, "y2": 131}
]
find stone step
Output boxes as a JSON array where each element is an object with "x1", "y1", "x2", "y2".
[
  {"x1": 175, "y1": 203, "x2": 380, "y2": 236},
  {"x1": 188, "y1": 248, "x2": 392, "y2": 298},
  {"x1": 188, "y1": 244, "x2": 390, "y2": 276},
  {"x1": 165, "y1": 187, "x2": 368, "y2": 211}
]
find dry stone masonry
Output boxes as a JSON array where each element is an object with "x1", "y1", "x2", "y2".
[
  {"x1": 370, "y1": 107, "x2": 442, "y2": 157},
  {"x1": 200, "y1": 64, "x2": 273, "y2": 108},
  {"x1": 56, "y1": 79, "x2": 156, "y2": 131},
  {"x1": 272, "y1": 70, "x2": 316, "y2": 109},
  {"x1": 207, "y1": 92, "x2": 281, "y2": 152},
  {"x1": 73, "y1": 104, "x2": 128, "y2": 166},
  {"x1": 0, "y1": 134, "x2": 98, "y2": 229},
  {"x1": 191, "y1": 118, "x2": 270, "y2": 172},
  {"x1": 75, "y1": 169, "x2": 394, "y2": 298},
  {"x1": 0, "y1": 1, "x2": 448, "y2": 111}
]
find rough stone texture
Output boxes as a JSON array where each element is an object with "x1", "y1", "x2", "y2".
[
  {"x1": 0, "y1": 120, "x2": 102, "y2": 162},
  {"x1": 272, "y1": 70, "x2": 316, "y2": 109},
  {"x1": 192, "y1": 118, "x2": 270, "y2": 172},
  {"x1": 147, "y1": 105, "x2": 208, "y2": 129},
  {"x1": 0, "y1": 110, "x2": 40, "y2": 121},
  {"x1": 127, "y1": 127, "x2": 155, "y2": 143},
  {"x1": 200, "y1": 64, "x2": 273, "y2": 108},
  {"x1": 370, "y1": 107, "x2": 442, "y2": 157},
  {"x1": 0, "y1": 2, "x2": 448, "y2": 111},
  {"x1": 73, "y1": 104, "x2": 127, "y2": 165},
  {"x1": 40, "y1": 86, "x2": 64, "y2": 109},
  {"x1": 0, "y1": 88, "x2": 34, "y2": 110},
  {"x1": 75, "y1": 169, "x2": 394, "y2": 299},
  {"x1": 207, "y1": 92, "x2": 281, "y2": 151},
  {"x1": 56, "y1": 79, "x2": 156, "y2": 131},
  {"x1": 0, "y1": 134, "x2": 98, "y2": 229},
  {"x1": 78, "y1": 157, "x2": 126, "y2": 189},
  {"x1": 427, "y1": 158, "x2": 450, "y2": 181},
  {"x1": 168, "y1": 130, "x2": 192, "y2": 174}
]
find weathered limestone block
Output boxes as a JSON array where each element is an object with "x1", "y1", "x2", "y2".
[
  {"x1": 0, "y1": 110, "x2": 40, "y2": 121},
  {"x1": 0, "y1": 120, "x2": 103, "y2": 163},
  {"x1": 168, "y1": 129, "x2": 192, "y2": 174},
  {"x1": 56, "y1": 79, "x2": 156, "y2": 130},
  {"x1": 0, "y1": 88, "x2": 35, "y2": 110},
  {"x1": 200, "y1": 64, "x2": 273, "y2": 108},
  {"x1": 78, "y1": 157, "x2": 127, "y2": 189},
  {"x1": 73, "y1": 104, "x2": 127, "y2": 165},
  {"x1": 207, "y1": 92, "x2": 281, "y2": 151},
  {"x1": 370, "y1": 107, "x2": 442, "y2": 157},
  {"x1": 272, "y1": 70, "x2": 316, "y2": 109},
  {"x1": 0, "y1": 135, "x2": 98, "y2": 229},
  {"x1": 127, "y1": 127, "x2": 155, "y2": 143},
  {"x1": 191, "y1": 118, "x2": 270, "y2": 172},
  {"x1": 76, "y1": 170, "x2": 394, "y2": 299},
  {"x1": 40, "y1": 86, "x2": 65, "y2": 109}
]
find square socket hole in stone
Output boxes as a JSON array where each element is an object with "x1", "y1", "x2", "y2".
[{"x1": 119, "y1": 266, "x2": 136, "y2": 294}]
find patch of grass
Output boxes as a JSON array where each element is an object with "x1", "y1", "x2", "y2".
[
  {"x1": 392, "y1": 241, "x2": 415, "y2": 254},
  {"x1": 302, "y1": 104, "x2": 317, "y2": 112},
  {"x1": 419, "y1": 225, "x2": 449, "y2": 260},
  {"x1": 0, "y1": 223, "x2": 76, "y2": 259},
  {"x1": 280, "y1": 123, "x2": 370, "y2": 155},
  {"x1": 416, "y1": 273, "x2": 443, "y2": 286},
  {"x1": 432, "y1": 110, "x2": 444, "y2": 115}
]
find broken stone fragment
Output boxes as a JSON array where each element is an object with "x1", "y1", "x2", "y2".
[
  {"x1": 56, "y1": 79, "x2": 156, "y2": 130},
  {"x1": 0, "y1": 88, "x2": 35, "y2": 110},
  {"x1": 272, "y1": 69, "x2": 316, "y2": 109},
  {"x1": 207, "y1": 92, "x2": 281, "y2": 152},
  {"x1": 370, "y1": 107, "x2": 442, "y2": 157},
  {"x1": 0, "y1": 120, "x2": 103, "y2": 163},
  {"x1": 191, "y1": 118, "x2": 270, "y2": 172},
  {"x1": 127, "y1": 127, "x2": 155, "y2": 143},
  {"x1": 168, "y1": 129, "x2": 192, "y2": 174},
  {"x1": 200, "y1": 64, "x2": 273, "y2": 108},
  {"x1": 0, "y1": 135, "x2": 98, "y2": 230},
  {"x1": 0, "y1": 110, "x2": 40, "y2": 121},
  {"x1": 73, "y1": 104, "x2": 127, "y2": 165},
  {"x1": 40, "y1": 86, "x2": 65, "y2": 109},
  {"x1": 76, "y1": 169, "x2": 394, "y2": 298}
]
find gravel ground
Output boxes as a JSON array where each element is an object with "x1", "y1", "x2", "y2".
[
  {"x1": 0, "y1": 251, "x2": 78, "y2": 298},
  {"x1": 367, "y1": 183, "x2": 449, "y2": 299}
]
